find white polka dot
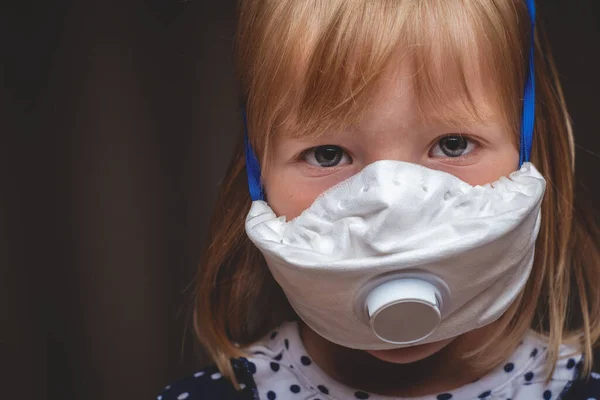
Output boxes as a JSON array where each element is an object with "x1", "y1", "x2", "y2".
[
  {"x1": 177, "y1": 393, "x2": 189, "y2": 400},
  {"x1": 586, "y1": 398, "x2": 597, "y2": 400},
  {"x1": 157, "y1": 396, "x2": 162, "y2": 400},
  {"x1": 164, "y1": 385, "x2": 171, "y2": 390},
  {"x1": 592, "y1": 372, "x2": 600, "y2": 379},
  {"x1": 240, "y1": 383, "x2": 246, "y2": 389},
  {"x1": 194, "y1": 371, "x2": 205, "y2": 378},
  {"x1": 211, "y1": 372, "x2": 222, "y2": 380}
]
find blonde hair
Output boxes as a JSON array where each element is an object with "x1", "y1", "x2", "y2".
[{"x1": 193, "y1": 0, "x2": 600, "y2": 386}]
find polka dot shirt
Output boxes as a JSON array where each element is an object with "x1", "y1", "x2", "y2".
[
  {"x1": 158, "y1": 321, "x2": 600, "y2": 399},
  {"x1": 242, "y1": 321, "x2": 581, "y2": 400}
]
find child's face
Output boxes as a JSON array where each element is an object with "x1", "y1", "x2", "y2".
[{"x1": 262, "y1": 61, "x2": 519, "y2": 363}]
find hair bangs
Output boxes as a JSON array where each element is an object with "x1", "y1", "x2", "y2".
[{"x1": 263, "y1": 0, "x2": 528, "y2": 150}]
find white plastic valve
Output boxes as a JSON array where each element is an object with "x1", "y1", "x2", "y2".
[{"x1": 365, "y1": 278, "x2": 443, "y2": 344}]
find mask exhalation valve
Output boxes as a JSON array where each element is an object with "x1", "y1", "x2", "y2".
[{"x1": 365, "y1": 278, "x2": 443, "y2": 344}]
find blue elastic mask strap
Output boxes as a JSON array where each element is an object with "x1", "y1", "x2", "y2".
[
  {"x1": 243, "y1": 110, "x2": 265, "y2": 201},
  {"x1": 520, "y1": 0, "x2": 537, "y2": 166}
]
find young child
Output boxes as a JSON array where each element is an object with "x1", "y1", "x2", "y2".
[{"x1": 159, "y1": 0, "x2": 600, "y2": 399}]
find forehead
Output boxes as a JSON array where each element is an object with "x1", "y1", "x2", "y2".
[{"x1": 355, "y1": 56, "x2": 499, "y2": 133}]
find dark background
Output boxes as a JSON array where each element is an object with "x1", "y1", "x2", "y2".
[{"x1": 1, "y1": 1, "x2": 598, "y2": 399}]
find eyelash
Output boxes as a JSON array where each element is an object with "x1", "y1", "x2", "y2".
[{"x1": 298, "y1": 134, "x2": 481, "y2": 167}]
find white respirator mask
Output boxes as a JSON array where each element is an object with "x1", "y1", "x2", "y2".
[{"x1": 245, "y1": 160, "x2": 545, "y2": 349}]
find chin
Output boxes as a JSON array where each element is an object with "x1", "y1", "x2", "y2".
[{"x1": 365, "y1": 338, "x2": 455, "y2": 364}]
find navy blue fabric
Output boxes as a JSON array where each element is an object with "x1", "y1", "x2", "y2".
[
  {"x1": 560, "y1": 374, "x2": 600, "y2": 400},
  {"x1": 158, "y1": 358, "x2": 257, "y2": 400},
  {"x1": 158, "y1": 358, "x2": 600, "y2": 400}
]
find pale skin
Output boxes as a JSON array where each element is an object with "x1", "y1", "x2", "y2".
[{"x1": 261, "y1": 61, "x2": 520, "y2": 397}]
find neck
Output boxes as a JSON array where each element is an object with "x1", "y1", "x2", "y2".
[{"x1": 299, "y1": 321, "x2": 502, "y2": 397}]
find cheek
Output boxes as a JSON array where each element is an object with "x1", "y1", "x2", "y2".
[
  {"x1": 450, "y1": 147, "x2": 519, "y2": 186},
  {"x1": 264, "y1": 174, "x2": 323, "y2": 220}
]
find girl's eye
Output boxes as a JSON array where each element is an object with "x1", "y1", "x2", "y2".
[
  {"x1": 302, "y1": 145, "x2": 352, "y2": 168},
  {"x1": 430, "y1": 135, "x2": 476, "y2": 158}
]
